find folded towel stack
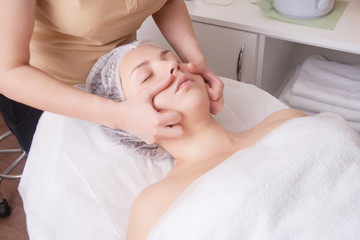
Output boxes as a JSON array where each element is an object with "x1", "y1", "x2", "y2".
[{"x1": 281, "y1": 55, "x2": 360, "y2": 133}]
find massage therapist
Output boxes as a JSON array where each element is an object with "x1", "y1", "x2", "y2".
[{"x1": 0, "y1": 0, "x2": 223, "y2": 152}]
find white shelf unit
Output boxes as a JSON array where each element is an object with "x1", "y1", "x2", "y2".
[{"x1": 258, "y1": 36, "x2": 360, "y2": 96}]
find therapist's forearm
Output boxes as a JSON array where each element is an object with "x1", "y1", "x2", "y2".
[
  {"x1": 153, "y1": 0, "x2": 206, "y2": 64},
  {"x1": 1, "y1": 65, "x2": 124, "y2": 129}
]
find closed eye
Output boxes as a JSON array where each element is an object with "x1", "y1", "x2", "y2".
[{"x1": 142, "y1": 74, "x2": 153, "y2": 83}]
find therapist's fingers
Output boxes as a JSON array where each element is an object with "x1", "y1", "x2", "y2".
[
  {"x1": 188, "y1": 63, "x2": 224, "y2": 100},
  {"x1": 206, "y1": 83, "x2": 224, "y2": 115},
  {"x1": 143, "y1": 74, "x2": 173, "y2": 102},
  {"x1": 156, "y1": 110, "x2": 183, "y2": 140},
  {"x1": 152, "y1": 124, "x2": 183, "y2": 144},
  {"x1": 149, "y1": 109, "x2": 183, "y2": 143},
  {"x1": 156, "y1": 109, "x2": 182, "y2": 126},
  {"x1": 187, "y1": 63, "x2": 224, "y2": 114},
  {"x1": 134, "y1": 76, "x2": 183, "y2": 144},
  {"x1": 124, "y1": 100, "x2": 182, "y2": 144}
]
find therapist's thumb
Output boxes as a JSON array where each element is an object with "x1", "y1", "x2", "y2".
[{"x1": 145, "y1": 74, "x2": 173, "y2": 100}]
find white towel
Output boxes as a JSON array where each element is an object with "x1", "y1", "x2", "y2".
[
  {"x1": 290, "y1": 55, "x2": 360, "y2": 112},
  {"x1": 147, "y1": 113, "x2": 360, "y2": 240},
  {"x1": 286, "y1": 90, "x2": 360, "y2": 122},
  {"x1": 281, "y1": 61, "x2": 360, "y2": 133},
  {"x1": 285, "y1": 95, "x2": 360, "y2": 132}
]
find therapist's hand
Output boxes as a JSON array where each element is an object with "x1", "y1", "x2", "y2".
[
  {"x1": 187, "y1": 63, "x2": 224, "y2": 114},
  {"x1": 122, "y1": 75, "x2": 183, "y2": 144}
]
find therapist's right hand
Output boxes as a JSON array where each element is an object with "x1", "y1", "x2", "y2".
[{"x1": 121, "y1": 75, "x2": 183, "y2": 144}]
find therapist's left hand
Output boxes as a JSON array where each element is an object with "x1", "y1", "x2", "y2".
[{"x1": 187, "y1": 63, "x2": 224, "y2": 114}]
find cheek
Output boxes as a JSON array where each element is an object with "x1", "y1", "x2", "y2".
[
  {"x1": 121, "y1": 82, "x2": 133, "y2": 100},
  {"x1": 120, "y1": 77, "x2": 138, "y2": 100},
  {"x1": 153, "y1": 90, "x2": 172, "y2": 111}
]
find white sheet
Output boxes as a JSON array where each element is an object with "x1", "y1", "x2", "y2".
[
  {"x1": 148, "y1": 113, "x2": 360, "y2": 240},
  {"x1": 19, "y1": 77, "x2": 287, "y2": 239}
]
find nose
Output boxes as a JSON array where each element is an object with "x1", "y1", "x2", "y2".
[{"x1": 168, "y1": 59, "x2": 181, "y2": 75}]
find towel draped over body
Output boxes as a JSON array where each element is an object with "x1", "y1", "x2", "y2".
[{"x1": 148, "y1": 113, "x2": 360, "y2": 240}]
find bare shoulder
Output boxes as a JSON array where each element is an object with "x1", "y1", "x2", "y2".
[
  {"x1": 253, "y1": 109, "x2": 307, "y2": 134},
  {"x1": 127, "y1": 172, "x2": 197, "y2": 239},
  {"x1": 126, "y1": 181, "x2": 170, "y2": 240},
  {"x1": 132, "y1": 182, "x2": 167, "y2": 216},
  {"x1": 267, "y1": 108, "x2": 307, "y2": 122}
]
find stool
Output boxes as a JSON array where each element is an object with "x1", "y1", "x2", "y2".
[{"x1": 0, "y1": 131, "x2": 27, "y2": 218}]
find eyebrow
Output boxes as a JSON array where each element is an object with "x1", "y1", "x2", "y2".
[{"x1": 131, "y1": 49, "x2": 171, "y2": 75}]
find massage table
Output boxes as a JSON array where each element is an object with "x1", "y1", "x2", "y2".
[{"x1": 20, "y1": 77, "x2": 330, "y2": 239}]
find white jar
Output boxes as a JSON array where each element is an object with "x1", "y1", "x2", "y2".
[{"x1": 273, "y1": 0, "x2": 335, "y2": 19}]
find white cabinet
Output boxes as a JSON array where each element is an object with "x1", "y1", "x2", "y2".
[
  {"x1": 137, "y1": 17, "x2": 258, "y2": 84},
  {"x1": 191, "y1": 21, "x2": 258, "y2": 84}
]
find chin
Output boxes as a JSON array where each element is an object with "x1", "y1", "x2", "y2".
[{"x1": 180, "y1": 93, "x2": 210, "y2": 116}]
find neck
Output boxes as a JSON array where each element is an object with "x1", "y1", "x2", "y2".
[{"x1": 159, "y1": 116, "x2": 238, "y2": 167}]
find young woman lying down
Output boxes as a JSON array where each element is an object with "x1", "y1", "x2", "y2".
[{"x1": 86, "y1": 41, "x2": 360, "y2": 240}]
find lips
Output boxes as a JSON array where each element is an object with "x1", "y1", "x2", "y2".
[{"x1": 176, "y1": 75, "x2": 195, "y2": 92}]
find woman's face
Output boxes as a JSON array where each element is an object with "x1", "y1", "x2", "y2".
[{"x1": 119, "y1": 45, "x2": 210, "y2": 115}]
